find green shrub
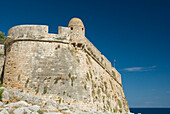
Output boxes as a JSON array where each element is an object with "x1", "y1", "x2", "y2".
[
  {"x1": 59, "y1": 97, "x2": 62, "y2": 104},
  {"x1": 37, "y1": 110, "x2": 44, "y2": 114},
  {"x1": 0, "y1": 89, "x2": 4, "y2": 101},
  {"x1": 0, "y1": 81, "x2": 4, "y2": 101},
  {"x1": 68, "y1": 73, "x2": 71, "y2": 78},
  {"x1": 84, "y1": 84, "x2": 87, "y2": 90},
  {"x1": 0, "y1": 31, "x2": 6, "y2": 40},
  {"x1": 112, "y1": 71, "x2": 115, "y2": 76},
  {"x1": 0, "y1": 81, "x2": 3, "y2": 87}
]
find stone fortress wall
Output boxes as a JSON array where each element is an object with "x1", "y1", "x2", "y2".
[
  {"x1": 3, "y1": 18, "x2": 129, "y2": 113},
  {"x1": 5, "y1": 20, "x2": 121, "y2": 85}
]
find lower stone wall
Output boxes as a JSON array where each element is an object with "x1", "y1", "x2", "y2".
[
  {"x1": 77, "y1": 49, "x2": 129, "y2": 113},
  {"x1": 3, "y1": 40, "x2": 129, "y2": 113},
  {"x1": 3, "y1": 41, "x2": 92, "y2": 107}
]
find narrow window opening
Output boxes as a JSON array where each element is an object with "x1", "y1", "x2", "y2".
[{"x1": 71, "y1": 27, "x2": 73, "y2": 30}]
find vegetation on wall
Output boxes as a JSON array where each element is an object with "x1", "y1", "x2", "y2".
[
  {"x1": 25, "y1": 78, "x2": 29, "y2": 88},
  {"x1": 86, "y1": 73, "x2": 90, "y2": 81},
  {"x1": 43, "y1": 85, "x2": 48, "y2": 94},
  {"x1": 54, "y1": 77, "x2": 61, "y2": 84},
  {"x1": 37, "y1": 110, "x2": 44, "y2": 114},
  {"x1": 112, "y1": 71, "x2": 115, "y2": 76},
  {"x1": 0, "y1": 31, "x2": 6, "y2": 41},
  {"x1": 56, "y1": 36, "x2": 66, "y2": 40},
  {"x1": 0, "y1": 81, "x2": 3, "y2": 87},
  {"x1": 0, "y1": 81, "x2": 4, "y2": 101},
  {"x1": 68, "y1": 73, "x2": 76, "y2": 86}
]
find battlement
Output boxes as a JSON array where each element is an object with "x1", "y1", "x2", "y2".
[{"x1": 6, "y1": 25, "x2": 70, "y2": 43}]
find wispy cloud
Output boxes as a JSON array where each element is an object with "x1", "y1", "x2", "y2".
[
  {"x1": 167, "y1": 91, "x2": 170, "y2": 93},
  {"x1": 121, "y1": 66, "x2": 157, "y2": 72},
  {"x1": 145, "y1": 101, "x2": 153, "y2": 105}
]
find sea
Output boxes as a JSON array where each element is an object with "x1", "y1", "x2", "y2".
[{"x1": 130, "y1": 108, "x2": 170, "y2": 114}]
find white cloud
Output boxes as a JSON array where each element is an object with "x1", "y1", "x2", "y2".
[
  {"x1": 145, "y1": 101, "x2": 153, "y2": 104},
  {"x1": 121, "y1": 66, "x2": 157, "y2": 72},
  {"x1": 167, "y1": 91, "x2": 170, "y2": 93}
]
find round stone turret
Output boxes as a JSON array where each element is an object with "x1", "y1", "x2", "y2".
[{"x1": 68, "y1": 18, "x2": 85, "y2": 36}]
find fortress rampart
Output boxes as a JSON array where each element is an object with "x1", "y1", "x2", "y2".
[
  {"x1": 2, "y1": 18, "x2": 129, "y2": 113},
  {"x1": 5, "y1": 24, "x2": 121, "y2": 85}
]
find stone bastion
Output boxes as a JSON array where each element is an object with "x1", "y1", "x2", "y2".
[{"x1": 1, "y1": 18, "x2": 129, "y2": 113}]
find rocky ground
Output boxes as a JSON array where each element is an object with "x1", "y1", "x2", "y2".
[{"x1": 0, "y1": 87, "x2": 132, "y2": 114}]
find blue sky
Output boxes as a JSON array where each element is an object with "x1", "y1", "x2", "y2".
[{"x1": 0, "y1": 0, "x2": 170, "y2": 108}]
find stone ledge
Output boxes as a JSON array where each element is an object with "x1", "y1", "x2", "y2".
[{"x1": 4, "y1": 37, "x2": 69, "y2": 46}]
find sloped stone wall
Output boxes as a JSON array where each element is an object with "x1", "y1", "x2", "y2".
[
  {"x1": 75, "y1": 48, "x2": 129, "y2": 113},
  {"x1": 3, "y1": 40, "x2": 129, "y2": 113},
  {"x1": 3, "y1": 41, "x2": 91, "y2": 107}
]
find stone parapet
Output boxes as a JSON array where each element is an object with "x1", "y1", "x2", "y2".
[
  {"x1": 5, "y1": 25, "x2": 71, "y2": 46},
  {"x1": 6, "y1": 25, "x2": 70, "y2": 44},
  {"x1": 8, "y1": 25, "x2": 48, "y2": 38}
]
